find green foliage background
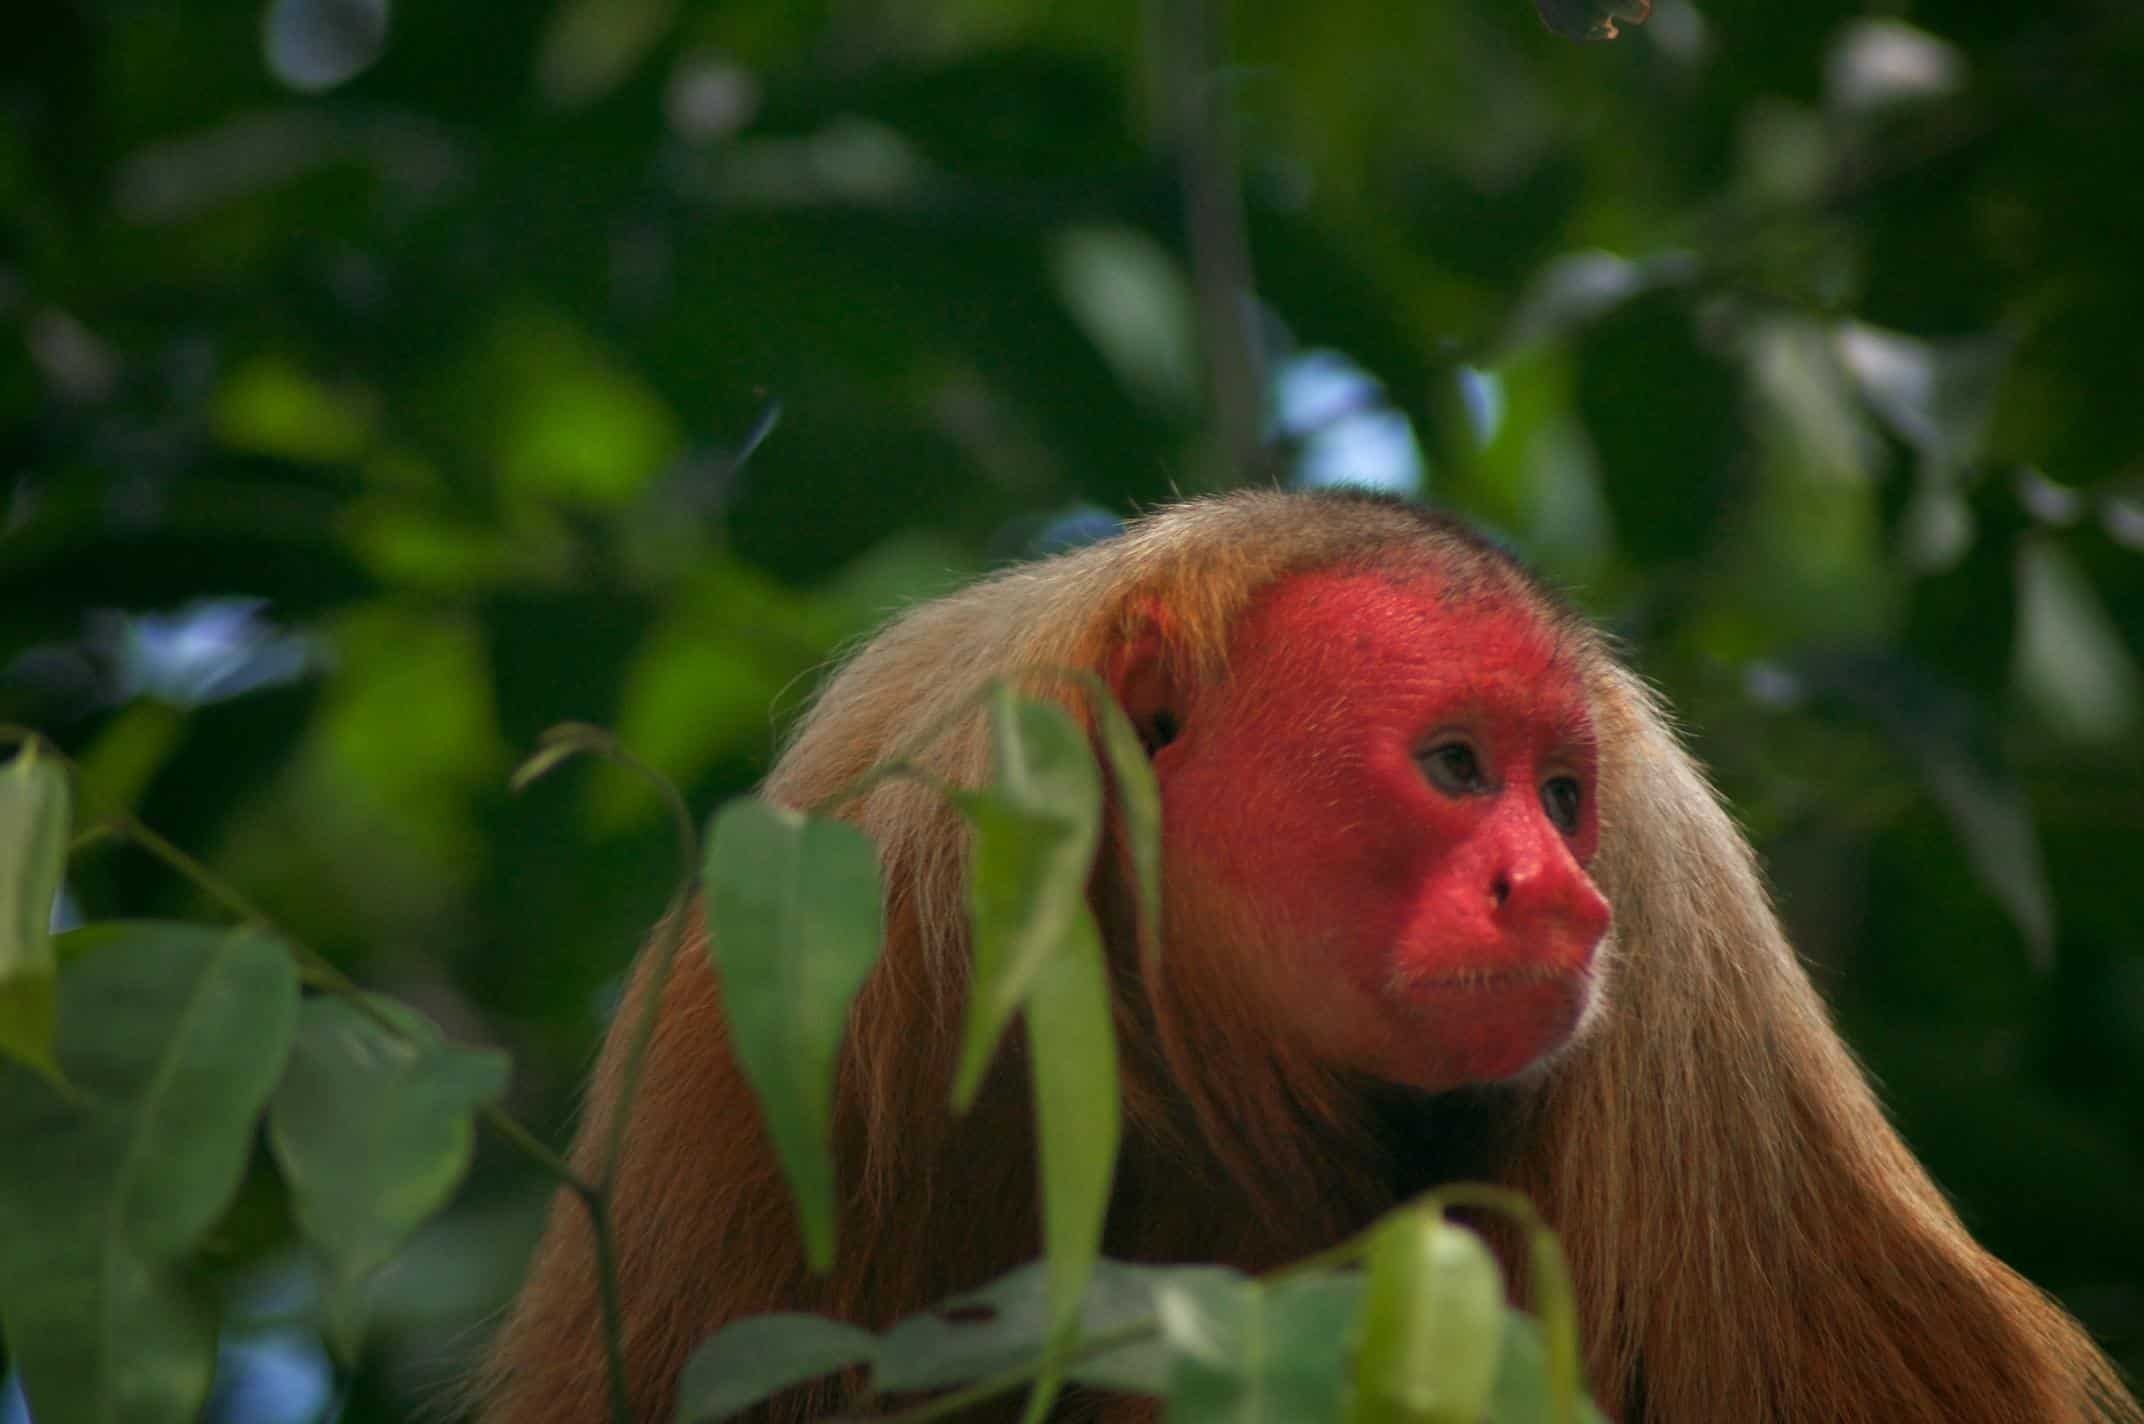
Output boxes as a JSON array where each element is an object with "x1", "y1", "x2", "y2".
[{"x1": 3, "y1": 0, "x2": 2142, "y2": 1416}]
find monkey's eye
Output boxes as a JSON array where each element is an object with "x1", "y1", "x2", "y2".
[
  {"x1": 1541, "y1": 776, "x2": 1583, "y2": 836},
  {"x1": 1420, "y1": 740, "x2": 1488, "y2": 796}
]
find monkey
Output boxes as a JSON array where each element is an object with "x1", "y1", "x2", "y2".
[{"x1": 479, "y1": 490, "x2": 2140, "y2": 1424}]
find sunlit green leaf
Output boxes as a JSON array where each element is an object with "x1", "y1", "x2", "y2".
[
  {"x1": 483, "y1": 307, "x2": 682, "y2": 506},
  {"x1": 676, "y1": 1313, "x2": 878, "y2": 1424},
  {"x1": 1021, "y1": 908, "x2": 1122, "y2": 1420},
  {"x1": 267, "y1": 994, "x2": 509, "y2": 1352},
  {"x1": 209, "y1": 353, "x2": 377, "y2": 463},
  {"x1": 600, "y1": 560, "x2": 835, "y2": 831},
  {"x1": 1526, "y1": 1227, "x2": 1584, "y2": 1421},
  {"x1": 1348, "y1": 1212, "x2": 1504, "y2": 1424},
  {"x1": 0, "y1": 923, "x2": 299, "y2": 1424},
  {"x1": 1158, "y1": 1270, "x2": 1363, "y2": 1423},
  {"x1": 706, "y1": 799, "x2": 885, "y2": 1271},
  {"x1": 0, "y1": 742, "x2": 69, "y2": 1076},
  {"x1": 311, "y1": 604, "x2": 512, "y2": 872},
  {"x1": 1086, "y1": 681, "x2": 1163, "y2": 967},
  {"x1": 950, "y1": 692, "x2": 1103, "y2": 1109}
]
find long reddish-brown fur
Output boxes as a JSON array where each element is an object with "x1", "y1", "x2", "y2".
[{"x1": 479, "y1": 490, "x2": 2139, "y2": 1423}]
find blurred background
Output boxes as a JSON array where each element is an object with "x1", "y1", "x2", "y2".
[{"x1": 3, "y1": 0, "x2": 2142, "y2": 1419}]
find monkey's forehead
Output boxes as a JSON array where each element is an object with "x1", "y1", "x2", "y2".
[
  {"x1": 1092, "y1": 497, "x2": 1592, "y2": 683},
  {"x1": 1213, "y1": 567, "x2": 1597, "y2": 742}
]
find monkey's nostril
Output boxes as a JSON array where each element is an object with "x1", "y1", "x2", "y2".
[{"x1": 1490, "y1": 872, "x2": 1511, "y2": 909}]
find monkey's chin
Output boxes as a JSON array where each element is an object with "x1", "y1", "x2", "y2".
[{"x1": 1378, "y1": 968, "x2": 1596, "y2": 1093}]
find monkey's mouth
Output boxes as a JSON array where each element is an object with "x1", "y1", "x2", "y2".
[
  {"x1": 1405, "y1": 962, "x2": 1583, "y2": 993},
  {"x1": 1389, "y1": 946, "x2": 1599, "y2": 1003},
  {"x1": 1377, "y1": 962, "x2": 1597, "y2": 1090}
]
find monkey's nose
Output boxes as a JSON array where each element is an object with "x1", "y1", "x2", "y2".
[{"x1": 1494, "y1": 856, "x2": 1611, "y2": 951}]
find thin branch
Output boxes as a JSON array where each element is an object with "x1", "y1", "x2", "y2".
[
  {"x1": 1153, "y1": 0, "x2": 1269, "y2": 486},
  {"x1": 511, "y1": 723, "x2": 711, "y2": 1424},
  {"x1": 579, "y1": 1181, "x2": 637, "y2": 1424}
]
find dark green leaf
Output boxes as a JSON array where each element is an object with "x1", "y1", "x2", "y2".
[
  {"x1": 676, "y1": 1313, "x2": 879, "y2": 1424},
  {"x1": 1574, "y1": 292, "x2": 1745, "y2": 567},
  {"x1": 0, "y1": 742, "x2": 69, "y2": 1077},
  {"x1": 267, "y1": 994, "x2": 509, "y2": 1350},
  {"x1": 706, "y1": 799, "x2": 885, "y2": 1271},
  {"x1": 1804, "y1": 655, "x2": 2055, "y2": 964},
  {"x1": 0, "y1": 923, "x2": 299, "y2": 1424}
]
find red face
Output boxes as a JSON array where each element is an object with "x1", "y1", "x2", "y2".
[{"x1": 1143, "y1": 568, "x2": 1612, "y2": 1092}]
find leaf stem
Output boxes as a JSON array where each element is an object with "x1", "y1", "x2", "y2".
[
  {"x1": 510, "y1": 723, "x2": 709, "y2": 1424},
  {"x1": 577, "y1": 1180, "x2": 638, "y2": 1424},
  {"x1": 1153, "y1": 0, "x2": 1269, "y2": 486},
  {"x1": 104, "y1": 813, "x2": 278, "y2": 930}
]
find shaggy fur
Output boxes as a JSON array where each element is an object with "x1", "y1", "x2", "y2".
[{"x1": 479, "y1": 491, "x2": 2138, "y2": 1423}]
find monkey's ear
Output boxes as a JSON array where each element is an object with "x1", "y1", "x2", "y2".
[{"x1": 1106, "y1": 607, "x2": 1185, "y2": 757}]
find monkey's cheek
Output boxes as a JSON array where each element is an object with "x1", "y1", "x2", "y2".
[{"x1": 1382, "y1": 970, "x2": 1597, "y2": 1091}]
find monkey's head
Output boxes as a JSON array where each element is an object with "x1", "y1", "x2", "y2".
[{"x1": 1110, "y1": 556, "x2": 1612, "y2": 1096}]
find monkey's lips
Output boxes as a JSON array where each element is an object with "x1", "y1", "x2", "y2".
[{"x1": 1381, "y1": 960, "x2": 1597, "y2": 1089}]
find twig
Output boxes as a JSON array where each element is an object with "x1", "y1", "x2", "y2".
[{"x1": 1153, "y1": 0, "x2": 1270, "y2": 486}]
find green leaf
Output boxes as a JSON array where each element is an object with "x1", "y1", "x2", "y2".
[
  {"x1": 1348, "y1": 1213, "x2": 1505, "y2": 1424},
  {"x1": 266, "y1": 994, "x2": 509, "y2": 1352},
  {"x1": 1049, "y1": 226, "x2": 1199, "y2": 414},
  {"x1": 1020, "y1": 909, "x2": 1122, "y2": 1420},
  {"x1": 1085, "y1": 680, "x2": 1163, "y2": 968},
  {"x1": 0, "y1": 922, "x2": 300, "y2": 1424},
  {"x1": 705, "y1": 798, "x2": 885, "y2": 1272},
  {"x1": 0, "y1": 742, "x2": 70, "y2": 1077},
  {"x1": 875, "y1": 1265, "x2": 1055, "y2": 1394},
  {"x1": 1804, "y1": 654, "x2": 2055, "y2": 964},
  {"x1": 675, "y1": 1313, "x2": 879, "y2": 1424},
  {"x1": 1525, "y1": 1228, "x2": 1584, "y2": 1422},
  {"x1": 1158, "y1": 1270, "x2": 1364, "y2": 1423},
  {"x1": 1486, "y1": 1314, "x2": 1614, "y2": 1424},
  {"x1": 1834, "y1": 324, "x2": 2009, "y2": 470},
  {"x1": 950, "y1": 691, "x2": 1103, "y2": 1110},
  {"x1": 874, "y1": 1259, "x2": 1204, "y2": 1396}
]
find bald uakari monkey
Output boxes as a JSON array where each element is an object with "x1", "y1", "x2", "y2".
[{"x1": 482, "y1": 490, "x2": 2139, "y2": 1424}]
